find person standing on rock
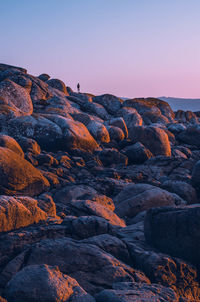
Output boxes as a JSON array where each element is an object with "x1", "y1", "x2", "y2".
[{"x1": 77, "y1": 82, "x2": 80, "y2": 93}]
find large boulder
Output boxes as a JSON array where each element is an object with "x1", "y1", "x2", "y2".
[
  {"x1": 107, "y1": 126, "x2": 125, "y2": 142},
  {"x1": 47, "y1": 78, "x2": 68, "y2": 95},
  {"x1": 93, "y1": 94, "x2": 123, "y2": 115},
  {"x1": 43, "y1": 115, "x2": 99, "y2": 152},
  {"x1": 123, "y1": 142, "x2": 153, "y2": 164},
  {"x1": 114, "y1": 184, "x2": 185, "y2": 219},
  {"x1": 123, "y1": 98, "x2": 174, "y2": 122},
  {"x1": 129, "y1": 126, "x2": 171, "y2": 156},
  {"x1": 87, "y1": 120, "x2": 110, "y2": 143},
  {"x1": 7, "y1": 115, "x2": 63, "y2": 151},
  {"x1": 117, "y1": 107, "x2": 143, "y2": 130},
  {"x1": 161, "y1": 180, "x2": 197, "y2": 204},
  {"x1": 0, "y1": 134, "x2": 24, "y2": 157},
  {"x1": 109, "y1": 117, "x2": 128, "y2": 138},
  {"x1": 178, "y1": 125, "x2": 200, "y2": 147},
  {"x1": 0, "y1": 147, "x2": 49, "y2": 196},
  {"x1": 0, "y1": 79, "x2": 33, "y2": 115},
  {"x1": 175, "y1": 110, "x2": 199, "y2": 124},
  {"x1": 0, "y1": 196, "x2": 47, "y2": 232},
  {"x1": 67, "y1": 200, "x2": 126, "y2": 227},
  {"x1": 144, "y1": 205, "x2": 200, "y2": 269},
  {"x1": 5, "y1": 264, "x2": 95, "y2": 302},
  {"x1": 23, "y1": 237, "x2": 149, "y2": 294}
]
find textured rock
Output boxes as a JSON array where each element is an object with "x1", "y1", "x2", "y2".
[
  {"x1": 178, "y1": 125, "x2": 200, "y2": 147},
  {"x1": 98, "y1": 148, "x2": 128, "y2": 166},
  {"x1": 161, "y1": 180, "x2": 197, "y2": 204},
  {"x1": 69, "y1": 200, "x2": 126, "y2": 227},
  {"x1": 123, "y1": 98, "x2": 174, "y2": 122},
  {"x1": 115, "y1": 184, "x2": 185, "y2": 219},
  {"x1": 0, "y1": 79, "x2": 33, "y2": 115},
  {"x1": 96, "y1": 282, "x2": 178, "y2": 302},
  {"x1": 129, "y1": 126, "x2": 171, "y2": 156},
  {"x1": 24, "y1": 238, "x2": 149, "y2": 294},
  {"x1": 109, "y1": 117, "x2": 128, "y2": 138},
  {"x1": 87, "y1": 120, "x2": 110, "y2": 143},
  {"x1": 47, "y1": 78, "x2": 68, "y2": 95},
  {"x1": 144, "y1": 205, "x2": 200, "y2": 269},
  {"x1": 5, "y1": 264, "x2": 95, "y2": 302},
  {"x1": 93, "y1": 94, "x2": 123, "y2": 115},
  {"x1": 0, "y1": 134, "x2": 24, "y2": 157},
  {"x1": 123, "y1": 142, "x2": 152, "y2": 164},
  {"x1": 0, "y1": 147, "x2": 49, "y2": 196},
  {"x1": 107, "y1": 126, "x2": 125, "y2": 142},
  {"x1": 118, "y1": 107, "x2": 143, "y2": 130},
  {"x1": 0, "y1": 196, "x2": 47, "y2": 232}
]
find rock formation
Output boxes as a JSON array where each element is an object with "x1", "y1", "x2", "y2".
[{"x1": 0, "y1": 63, "x2": 200, "y2": 301}]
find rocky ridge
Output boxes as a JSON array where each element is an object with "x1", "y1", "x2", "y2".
[{"x1": 0, "y1": 63, "x2": 200, "y2": 301}]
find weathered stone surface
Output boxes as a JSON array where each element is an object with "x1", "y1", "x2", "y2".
[
  {"x1": 87, "y1": 120, "x2": 110, "y2": 143},
  {"x1": 175, "y1": 110, "x2": 199, "y2": 124},
  {"x1": 107, "y1": 126, "x2": 125, "y2": 142},
  {"x1": 118, "y1": 107, "x2": 143, "y2": 130},
  {"x1": 0, "y1": 80, "x2": 33, "y2": 115},
  {"x1": 127, "y1": 241, "x2": 200, "y2": 301},
  {"x1": 47, "y1": 78, "x2": 68, "y2": 95},
  {"x1": 178, "y1": 125, "x2": 200, "y2": 147},
  {"x1": 24, "y1": 238, "x2": 149, "y2": 294},
  {"x1": 129, "y1": 126, "x2": 171, "y2": 156},
  {"x1": 144, "y1": 205, "x2": 200, "y2": 269},
  {"x1": 38, "y1": 73, "x2": 50, "y2": 82},
  {"x1": 97, "y1": 148, "x2": 128, "y2": 166},
  {"x1": 0, "y1": 147, "x2": 49, "y2": 196},
  {"x1": 123, "y1": 142, "x2": 153, "y2": 164},
  {"x1": 0, "y1": 196, "x2": 47, "y2": 232},
  {"x1": 68, "y1": 200, "x2": 126, "y2": 227},
  {"x1": 0, "y1": 134, "x2": 24, "y2": 157},
  {"x1": 161, "y1": 180, "x2": 197, "y2": 204},
  {"x1": 115, "y1": 184, "x2": 185, "y2": 219},
  {"x1": 93, "y1": 94, "x2": 123, "y2": 115},
  {"x1": 96, "y1": 282, "x2": 178, "y2": 302},
  {"x1": 109, "y1": 117, "x2": 128, "y2": 138},
  {"x1": 5, "y1": 264, "x2": 95, "y2": 302},
  {"x1": 123, "y1": 98, "x2": 174, "y2": 122}
]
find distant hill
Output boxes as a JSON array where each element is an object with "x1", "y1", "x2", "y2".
[{"x1": 159, "y1": 97, "x2": 200, "y2": 112}]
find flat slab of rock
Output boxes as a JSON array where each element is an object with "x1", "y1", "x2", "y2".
[{"x1": 144, "y1": 205, "x2": 200, "y2": 269}]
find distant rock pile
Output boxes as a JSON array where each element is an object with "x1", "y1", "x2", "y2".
[{"x1": 0, "y1": 63, "x2": 200, "y2": 301}]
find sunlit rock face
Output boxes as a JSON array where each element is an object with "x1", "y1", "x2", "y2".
[
  {"x1": 0, "y1": 63, "x2": 199, "y2": 301},
  {"x1": 129, "y1": 126, "x2": 171, "y2": 157},
  {"x1": 0, "y1": 196, "x2": 47, "y2": 232},
  {"x1": 0, "y1": 147, "x2": 49, "y2": 196},
  {"x1": 5, "y1": 264, "x2": 95, "y2": 302}
]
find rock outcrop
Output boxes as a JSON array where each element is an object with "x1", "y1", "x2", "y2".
[{"x1": 0, "y1": 63, "x2": 199, "y2": 301}]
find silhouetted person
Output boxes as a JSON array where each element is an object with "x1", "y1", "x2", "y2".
[{"x1": 77, "y1": 82, "x2": 80, "y2": 93}]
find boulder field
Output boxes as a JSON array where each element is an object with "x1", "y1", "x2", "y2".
[{"x1": 0, "y1": 63, "x2": 200, "y2": 301}]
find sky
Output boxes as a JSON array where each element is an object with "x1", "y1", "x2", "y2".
[{"x1": 1, "y1": 0, "x2": 200, "y2": 98}]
